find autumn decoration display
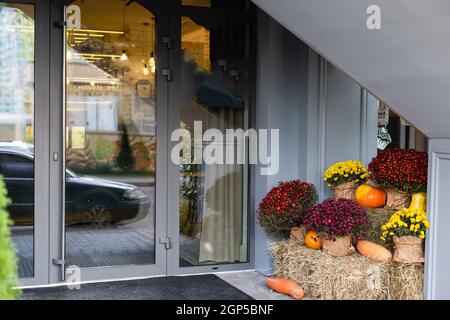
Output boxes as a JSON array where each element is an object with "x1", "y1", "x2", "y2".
[{"x1": 257, "y1": 180, "x2": 317, "y2": 233}]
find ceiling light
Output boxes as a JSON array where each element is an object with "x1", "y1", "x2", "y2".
[
  {"x1": 143, "y1": 63, "x2": 149, "y2": 76},
  {"x1": 67, "y1": 28, "x2": 124, "y2": 35},
  {"x1": 120, "y1": 50, "x2": 128, "y2": 61},
  {"x1": 149, "y1": 52, "x2": 155, "y2": 66}
]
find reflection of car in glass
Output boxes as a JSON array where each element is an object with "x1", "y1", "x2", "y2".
[{"x1": 0, "y1": 143, "x2": 150, "y2": 226}]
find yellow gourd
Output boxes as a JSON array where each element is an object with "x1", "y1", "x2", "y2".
[{"x1": 409, "y1": 192, "x2": 427, "y2": 211}]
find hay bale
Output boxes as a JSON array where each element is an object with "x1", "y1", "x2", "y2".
[
  {"x1": 270, "y1": 241, "x2": 423, "y2": 300},
  {"x1": 388, "y1": 263, "x2": 424, "y2": 300},
  {"x1": 363, "y1": 208, "x2": 396, "y2": 248}
]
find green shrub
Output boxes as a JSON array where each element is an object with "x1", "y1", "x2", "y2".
[{"x1": 0, "y1": 177, "x2": 20, "y2": 300}]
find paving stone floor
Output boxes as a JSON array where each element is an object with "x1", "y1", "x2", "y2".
[{"x1": 217, "y1": 271, "x2": 294, "y2": 300}]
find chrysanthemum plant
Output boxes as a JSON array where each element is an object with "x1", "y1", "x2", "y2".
[
  {"x1": 257, "y1": 180, "x2": 317, "y2": 233},
  {"x1": 303, "y1": 198, "x2": 369, "y2": 241},
  {"x1": 368, "y1": 148, "x2": 428, "y2": 194},
  {"x1": 381, "y1": 208, "x2": 430, "y2": 241},
  {"x1": 324, "y1": 160, "x2": 368, "y2": 188}
]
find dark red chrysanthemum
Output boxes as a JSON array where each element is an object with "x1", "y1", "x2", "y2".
[
  {"x1": 257, "y1": 180, "x2": 317, "y2": 233},
  {"x1": 368, "y1": 148, "x2": 427, "y2": 194},
  {"x1": 303, "y1": 198, "x2": 369, "y2": 240}
]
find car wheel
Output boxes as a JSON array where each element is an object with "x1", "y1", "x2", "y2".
[{"x1": 83, "y1": 202, "x2": 113, "y2": 229}]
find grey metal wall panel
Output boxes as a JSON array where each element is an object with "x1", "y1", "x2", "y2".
[{"x1": 254, "y1": 11, "x2": 309, "y2": 274}]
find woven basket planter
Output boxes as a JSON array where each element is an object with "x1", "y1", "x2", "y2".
[
  {"x1": 385, "y1": 188, "x2": 410, "y2": 210},
  {"x1": 393, "y1": 236, "x2": 425, "y2": 263},
  {"x1": 322, "y1": 235, "x2": 353, "y2": 257},
  {"x1": 331, "y1": 182, "x2": 357, "y2": 201}
]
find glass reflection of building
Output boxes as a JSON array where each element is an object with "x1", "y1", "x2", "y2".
[{"x1": 0, "y1": 5, "x2": 34, "y2": 143}]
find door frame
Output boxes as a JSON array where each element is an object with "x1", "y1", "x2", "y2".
[
  {"x1": 47, "y1": 0, "x2": 170, "y2": 284},
  {"x1": 165, "y1": 1, "x2": 256, "y2": 276}
]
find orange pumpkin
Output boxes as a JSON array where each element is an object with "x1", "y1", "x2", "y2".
[
  {"x1": 355, "y1": 184, "x2": 386, "y2": 208},
  {"x1": 304, "y1": 230, "x2": 322, "y2": 250},
  {"x1": 266, "y1": 278, "x2": 304, "y2": 300}
]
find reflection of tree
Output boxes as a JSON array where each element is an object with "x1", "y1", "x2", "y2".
[
  {"x1": 180, "y1": 136, "x2": 199, "y2": 236},
  {"x1": 115, "y1": 123, "x2": 135, "y2": 171}
]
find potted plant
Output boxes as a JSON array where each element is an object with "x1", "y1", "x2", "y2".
[
  {"x1": 368, "y1": 148, "x2": 428, "y2": 210},
  {"x1": 257, "y1": 180, "x2": 317, "y2": 234},
  {"x1": 380, "y1": 208, "x2": 430, "y2": 263},
  {"x1": 324, "y1": 160, "x2": 368, "y2": 200},
  {"x1": 303, "y1": 198, "x2": 369, "y2": 256}
]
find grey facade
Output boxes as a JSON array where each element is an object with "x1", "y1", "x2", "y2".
[{"x1": 254, "y1": 11, "x2": 378, "y2": 274}]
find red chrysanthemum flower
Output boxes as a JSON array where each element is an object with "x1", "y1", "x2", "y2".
[
  {"x1": 368, "y1": 148, "x2": 428, "y2": 194},
  {"x1": 257, "y1": 180, "x2": 317, "y2": 233}
]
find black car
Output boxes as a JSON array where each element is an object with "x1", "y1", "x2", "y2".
[{"x1": 0, "y1": 144, "x2": 150, "y2": 226}]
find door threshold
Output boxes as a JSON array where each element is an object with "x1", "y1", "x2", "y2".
[
  {"x1": 17, "y1": 269, "x2": 256, "y2": 290},
  {"x1": 16, "y1": 273, "x2": 166, "y2": 290}
]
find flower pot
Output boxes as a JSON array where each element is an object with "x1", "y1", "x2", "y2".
[
  {"x1": 385, "y1": 188, "x2": 410, "y2": 210},
  {"x1": 393, "y1": 236, "x2": 424, "y2": 263},
  {"x1": 331, "y1": 182, "x2": 357, "y2": 201},
  {"x1": 322, "y1": 235, "x2": 353, "y2": 257}
]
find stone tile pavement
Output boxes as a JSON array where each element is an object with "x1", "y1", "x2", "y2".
[{"x1": 217, "y1": 271, "x2": 294, "y2": 300}]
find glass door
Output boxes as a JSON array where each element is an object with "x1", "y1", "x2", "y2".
[
  {"x1": 0, "y1": 0, "x2": 50, "y2": 286},
  {"x1": 167, "y1": 4, "x2": 253, "y2": 275},
  {"x1": 50, "y1": 0, "x2": 169, "y2": 283}
]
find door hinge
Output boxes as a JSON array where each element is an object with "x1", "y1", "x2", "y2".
[
  {"x1": 159, "y1": 236, "x2": 172, "y2": 250},
  {"x1": 161, "y1": 68, "x2": 173, "y2": 82},
  {"x1": 52, "y1": 258, "x2": 65, "y2": 266},
  {"x1": 162, "y1": 36, "x2": 172, "y2": 49}
]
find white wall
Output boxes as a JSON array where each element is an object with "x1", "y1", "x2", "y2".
[
  {"x1": 254, "y1": 11, "x2": 378, "y2": 273},
  {"x1": 425, "y1": 139, "x2": 450, "y2": 299}
]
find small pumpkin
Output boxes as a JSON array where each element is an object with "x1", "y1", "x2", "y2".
[
  {"x1": 304, "y1": 230, "x2": 322, "y2": 250},
  {"x1": 265, "y1": 278, "x2": 304, "y2": 300},
  {"x1": 356, "y1": 240, "x2": 392, "y2": 263},
  {"x1": 409, "y1": 192, "x2": 427, "y2": 211},
  {"x1": 355, "y1": 184, "x2": 386, "y2": 208}
]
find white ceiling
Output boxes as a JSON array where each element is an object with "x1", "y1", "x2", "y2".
[{"x1": 252, "y1": 0, "x2": 450, "y2": 138}]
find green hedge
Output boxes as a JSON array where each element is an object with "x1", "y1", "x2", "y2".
[{"x1": 0, "y1": 177, "x2": 20, "y2": 300}]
